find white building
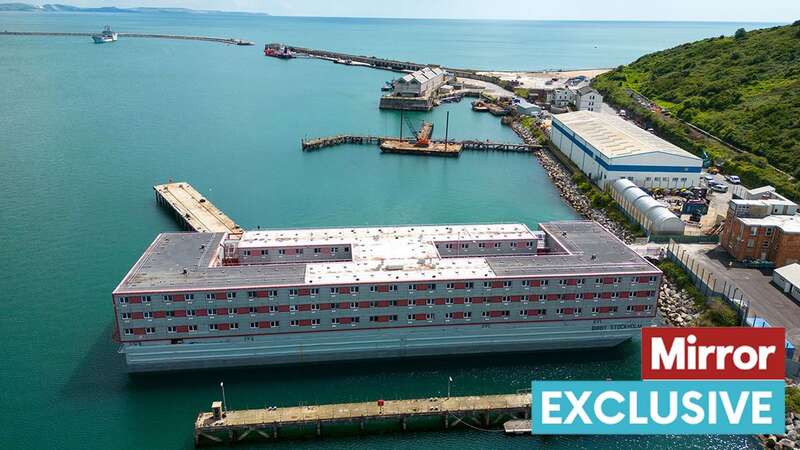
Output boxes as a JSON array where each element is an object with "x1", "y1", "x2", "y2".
[
  {"x1": 514, "y1": 98, "x2": 542, "y2": 116},
  {"x1": 611, "y1": 178, "x2": 685, "y2": 236},
  {"x1": 393, "y1": 67, "x2": 446, "y2": 98},
  {"x1": 774, "y1": 263, "x2": 800, "y2": 302},
  {"x1": 575, "y1": 86, "x2": 603, "y2": 112},
  {"x1": 549, "y1": 88, "x2": 575, "y2": 107},
  {"x1": 550, "y1": 111, "x2": 703, "y2": 189}
]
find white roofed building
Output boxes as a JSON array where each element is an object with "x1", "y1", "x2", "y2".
[
  {"x1": 550, "y1": 111, "x2": 703, "y2": 189},
  {"x1": 392, "y1": 67, "x2": 446, "y2": 98}
]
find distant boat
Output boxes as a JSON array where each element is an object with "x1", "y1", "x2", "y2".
[
  {"x1": 381, "y1": 81, "x2": 393, "y2": 91},
  {"x1": 264, "y1": 44, "x2": 294, "y2": 59},
  {"x1": 91, "y1": 25, "x2": 117, "y2": 44}
]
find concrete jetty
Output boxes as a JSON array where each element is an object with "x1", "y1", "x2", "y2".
[
  {"x1": 1, "y1": 31, "x2": 254, "y2": 45},
  {"x1": 153, "y1": 182, "x2": 242, "y2": 234},
  {"x1": 194, "y1": 393, "x2": 530, "y2": 446},
  {"x1": 300, "y1": 135, "x2": 539, "y2": 153}
]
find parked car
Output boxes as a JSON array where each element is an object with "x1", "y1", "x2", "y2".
[
  {"x1": 710, "y1": 183, "x2": 728, "y2": 193},
  {"x1": 702, "y1": 174, "x2": 715, "y2": 182},
  {"x1": 725, "y1": 175, "x2": 741, "y2": 184}
]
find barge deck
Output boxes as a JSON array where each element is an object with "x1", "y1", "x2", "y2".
[{"x1": 300, "y1": 135, "x2": 539, "y2": 153}]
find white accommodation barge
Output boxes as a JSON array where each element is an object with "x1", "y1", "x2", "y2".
[{"x1": 112, "y1": 221, "x2": 661, "y2": 372}]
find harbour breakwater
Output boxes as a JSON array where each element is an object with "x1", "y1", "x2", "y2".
[{"x1": 0, "y1": 31, "x2": 254, "y2": 45}]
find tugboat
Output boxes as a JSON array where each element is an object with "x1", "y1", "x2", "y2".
[
  {"x1": 92, "y1": 25, "x2": 118, "y2": 44},
  {"x1": 264, "y1": 44, "x2": 294, "y2": 59}
]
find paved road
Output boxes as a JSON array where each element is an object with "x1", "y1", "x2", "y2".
[{"x1": 678, "y1": 243, "x2": 800, "y2": 347}]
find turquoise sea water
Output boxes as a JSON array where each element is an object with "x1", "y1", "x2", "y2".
[{"x1": 0, "y1": 13, "x2": 775, "y2": 449}]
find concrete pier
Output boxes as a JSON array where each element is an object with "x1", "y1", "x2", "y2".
[
  {"x1": 194, "y1": 393, "x2": 530, "y2": 446},
  {"x1": 300, "y1": 135, "x2": 540, "y2": 153},
  {"x1": 153, "y1": 182, "x2": 242, "y2": 234},
  {"x1": 1, "y1": 31, "x2": 254, "y2": 45}
]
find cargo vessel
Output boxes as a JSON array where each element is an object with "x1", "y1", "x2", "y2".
[
  {"x1": 264, "y1": 44, "x2": 293, "y2": 59},
  {"x1": 92, "y1": 25, "x2": 117, "y2": 44},
  {"x1": 112, "y1": 221, "x2": 660, "y2": 372}
]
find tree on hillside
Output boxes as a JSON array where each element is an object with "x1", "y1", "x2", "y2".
[{"x1": 734, "y1": 28, "x2": 747, "y2": 39}]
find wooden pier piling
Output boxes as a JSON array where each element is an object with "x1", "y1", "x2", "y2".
[
  {"x1": 153, "y1": 182, "x2": 242, "y2": 234},
  {"x1": 194, "y1": 393, "x2": 530, "y2": 446}
]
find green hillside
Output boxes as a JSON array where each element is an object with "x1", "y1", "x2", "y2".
[{"x1": 594, "y1": 21, "x2": 800, "y2": 196}]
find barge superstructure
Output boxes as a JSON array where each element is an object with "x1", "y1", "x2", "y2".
[{"x1": 112, "y1": 221, "x2": 661, "y2": 372}]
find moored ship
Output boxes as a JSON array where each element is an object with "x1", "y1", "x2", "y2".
[
  {"x1": 112, "y1": 221, "x2": 661, "y2": 372},
  {"x1": 92, "y1": 25, "x2": 117, "y2": 44},
  {"x1": 264, "y1": 44, "x2": 294, "y2": 59}
]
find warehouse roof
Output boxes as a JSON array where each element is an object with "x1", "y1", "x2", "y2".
[
  {"x1": 775, "y1": 263, "x2": 800, "y2": 286},
  {"x1": 554, "y1": 111, "x2": 702, "y2": 161}
]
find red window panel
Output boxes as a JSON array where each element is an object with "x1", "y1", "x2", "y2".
[
  {"x1": 173, "y1": 294, "x2": 185, "y2": 302},
  {"x1": 377, "y1": 300, "x2": 390, "y2": 308},
  {"x1": 277, "y1": 305, "x2": 290, "y2": 312},
  {"x1": 153, "y1": 311, "x2": 166, "y2": 319},
  {"x1": 636, "y1": 291, "x2": 649, "y2": 298},
  {"x1": 133, "y1": 328, "x2": 145, "y2": 335},
  {"x1": 216, "y1": 308, "x2": 228, "y2": 315},
  {"x1": 546, "y1": 294, "x2": 559, "y2": 301},
  {"x1": 526, "y1": 309, "x2": 544, "y2": 316},
  {"x1": 298, "y1": 288, "x2": 310, "y2": 296},
  {"x1": 530, "y1": 280, "x2": 541, "y2": 287},
  {"x1": 338, "y1": 287, "x2": 350, "y2": 294},
  {"x1": 256, "y1": 290, "x2": 269, "y2": 298},
  {"x1": 298, "y1": 304, "x2": 311, "y2": 312},
  {"x1": 453, "y1": 297, "x2": 465, "y2": 304},
  {"x1": 321, "y1": 247, "x2": 331, "y2": 254},
  {"x1": 256, "y1": 306, "x2": 269, "y2": 313},
  {"x1": 619, "y1": 291, "x2": 630, "y2": 299},
  {"x1": 318, "y1": 303, "x2": 332, "y2": 310},
  {"x1": 218, "y1": 323, "x2": 231, "y2": 331},
  {"x1": 128, "y1": 296, "x2": 142, "y2": 304},
  {"x1": 375, "y1": 315, "x2": 390, "y2": 323},
  {"x1": 258, "y1": 321, "x2": 271, "y2": 328},
  {"x1": 489, "y1": 310, "x2": 505, "y2": 318},
  {"x1": 299, "y1": 319, "x2": 312, "y2": 326},
  {"x1": 491, "y1": 281, "x2": 503, "y2": 288},
  {"x1": 562, "y1": 293, "x2": 576, "y2": 300},
  {"x1": 453, "y1": 282, "x2": 465, "y2": 289},
  {"x1": 176, "y1": 325, "x2": 189, "y2": 333},
  {"x1": 338, "y1": 317, "x2": 352, "y2": 324},
  {"x1": 434, "y1": 298, "x2": 446, "y2": 305},
  {"x1": 596, "y1": 306, "x2": 611, "y2": 313},
  {"x1": 358, "y1": 301, "x2": 370, "y2": 308},
  {"x1": 339, "y1": 302, "x2": 350, "y2": 309},
  {"x1": 195, "y1": 309, "x2": 208, "y2": 317},
  {"x1": 602, "y1": 277, "x2": 615, "y2": 284},
  {"x1": 509, "y1": 295, "x2": 522, "y2": 302},
  {"x1": 377, "y1": 285, "x2": 389, "y2": 293},
  {"x1": 173, "y1": 310, "x2": 187, "y2": 317},
  {"x1": 414, "y1": 313, "x2": 428, "y2": 321},
  {"x1": 472, "y1": 297, "x2": 485, "y2": 304},
  {"x1": 396, "y1": 299, "x2": 409, "y2": 306},
  {"x1": 488, "y1": 296, "x2": 502, "y2": 303},
  {"x1": 601, "y1": 292, "x2": 612, "y2": 299},
  {"x1": 214, "y1": 292, "x2": 226, "y2": 300},
  {"x1": 562, "y1": 308, "x2": 575, "y2": 315},
  {"x1": 452, "y1": 311, "x2": 465, "y2": 319},
  {"x1": 416, "y1": 284, "x2": 429, "y2": 291},
  {"x1": 566, "y1": 279, "x2": 578, "y2": 286},
  {"x1": 131, "y1": 312, "x2": 144, "y2": 320}
]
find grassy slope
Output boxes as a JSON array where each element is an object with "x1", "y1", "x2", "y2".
[{"x1": 594, "y1": 22, "x2": 800, "y2": 198}]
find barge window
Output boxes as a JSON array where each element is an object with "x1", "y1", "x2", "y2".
[
  {"x1": 483, "y1": 281, "x2": 491, "y2": 288},
  {"x1": 270, "y1": 321, "x2": 279, "y2": 327},
  {"x1": 445, "y1": 298, "x2": 454, "y2": 305},
  {"x1": 464, "y1": 297, "x2": 472, "y2": 304},
  {"x1": 207, "y1": 309, "x2": 215, "y2": 316},
  {"x1": 311, "y1": 304, "x2": 319, "y2": 311},
  {"x1": 122, "y1": 312, "x2": 131, "y2": 320},
  {"x1": 310, "y1": 288, "x2": 319, "y2": 295},
  {"x1": 494, "y1": 243, "x2": 501, "y2": 248},
  {"x1": 290, "y1": 320, "x2": 298, "y2": 327},
  {"x1": 143, "y1": 312, "x2": 152, "y2": 319},
  {"x1": 166, "y1": 311, "x2": 175, "y2": 318},
  {"x1": 142, "y1": 296, "x2": 151, "y2": 303},
  {"x1": 314, "y1": 248, "x2": 321, "y2": 253},
  {"x1": 186, "y1": 294, "x2": 194, "y2": 301},
  {"x1": 209, "y1": 324, "x2": 218, "y2": 331},
  {"x1": 478, "y1": 243, "x2": 485, "y2": 248},
  {"x1": 249, "y1": 307, "x2": 257, "y2": 314},
  {"x1": 261, "y1": 250, "x2": 269, "y2": 256},
  {"x1": 465, "y1": 282, "x2": 474, "y2": 289},
  {"x1": 503, "y1": 281, "x2": 512, "y2": 288},
  {"x1": 522, "y1": 280, "x2": 530, "y2": 287},
  {"x1": 206, "y1": 293, "x2": 214, "y2": 300},
  {"x1": 124, "y1": 328, "x2": 133, "y2": 335},
  {"x1": 250, "y1": 322, "x2": 258, "y2": 329},
  {"x1": 230, "y1": 323, "x2": 239, "y2": 330},
  {"x1": 145, "y1": 327, "x2": 155, "y2": 334},
  {"x1": 226, "y1": 292, "x2": 236, "y2": 300},
  {"x1": 243, "y1": 250, "x2": 251, "y2": 256},
  {"x1": 446, "y1": 283, "x2": 454, "y2": 289},
  {"x1": 118, "y1": 297, "x2": 128, "y2": 304},
  {"x1": 349, "y1": 286, "x2": 359, "y2": 293},
  {"x1": 187, "y1": 310, "x2": 196, "y2": 317},
  {"x1": 188, "y1": 325, "x2": 197, "y2": 332},
  {"x1": 247, "y1": 291, "x2": 256, "y2": 299},
  {"x1": 167, "y1": 326, "x2": 176, "y2": 334},
  {"x1": 464, "y1": 311, "x2": 472, "y2": 318},
  {"x1": 389, "y1": 285, "x2": 398, "y2": 292},
  {"x1": 289, "y1": 289, "x2": 298, "y2": 296},
  {"x1": 278, "y1": 249, "x2": 285, "y2": 255},
  {"x1": 163, "y1": 295, "x2": 173, "y2": 302}
]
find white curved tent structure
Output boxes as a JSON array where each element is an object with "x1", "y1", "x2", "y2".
[{"x1": 610, "y1": 178, "x2": 685, "y2": 236}]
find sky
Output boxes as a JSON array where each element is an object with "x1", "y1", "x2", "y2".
[{"x1": 55, "y1": 0, "x2": 800, "y2": 22}]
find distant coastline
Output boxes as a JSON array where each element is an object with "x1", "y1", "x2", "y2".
[{"x1": 0, "y1": 2, "x2": 270, "y2": 15}]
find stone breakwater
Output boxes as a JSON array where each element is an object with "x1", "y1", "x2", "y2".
[
  {"x1": 759, "y1": 386, "x2": 800, "y2": 450},
  {"x1": 510, "y1": 121, "x2": 634, "y2": 244},
  {"x1": 657, "y1": 278, "x2": 700, "y2": 327}
]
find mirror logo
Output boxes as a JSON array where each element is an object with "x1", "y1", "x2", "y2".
[{"x1": 531, "y1": 327, "x2": 786, "y2": 434}]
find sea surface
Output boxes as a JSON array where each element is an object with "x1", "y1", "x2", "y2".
[{"x1": 0, "y1": 13, "x2": 776, "y2": 450}]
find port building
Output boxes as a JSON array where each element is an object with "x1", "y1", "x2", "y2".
[
  {"x1": 393, "y1": 67, "x2": 446, "y2": 97},
  {"x1": 550, "y1": 111, "x2": 702, "y2": 189},
  {"x1": 720, "y1": 189, "x2": 800, "y2": 267},
  {"x1": 112, "y1": 221, "x2": 661, "y2": 372}
]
